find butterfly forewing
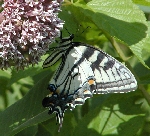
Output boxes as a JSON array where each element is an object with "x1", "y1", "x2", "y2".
[
  {"x1": 43, "y1": 50, "x2": 63, "y2": 68},
  {"x1": 43, "y1": 45, "x2": 72, "y2": 68},
  {"x1": 51, "y1": 46, "x2": 95, "y2": 97}
]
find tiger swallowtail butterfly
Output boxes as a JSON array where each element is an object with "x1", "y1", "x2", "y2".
[{"x1": 42, "y1": 32, "x2": 137, "y2": 132}]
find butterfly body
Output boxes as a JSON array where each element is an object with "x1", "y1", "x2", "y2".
[{"x1": 42, "y1": 34, "x2": 137, "y2": 131}]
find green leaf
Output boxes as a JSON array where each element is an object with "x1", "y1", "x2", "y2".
[
  {"x1": 83, "y1": 0, "x2": 147, "y2": 45},
  {"x1": 0, "y1": 70, "x2": 11, "y2": 89},
  {"x1": 7, "y1": 67, "x2": 42, "y2": 87},
  {"x1": 130, "y1": 22, "x2": 150, "y2": 71},
  {"x1": 40, "y1": 112, "x2": 76, "y2": 135},
  {"x1": 15, "y1": 125, "x2": 38, "y2": 136},
  {"x1": 73, "y1": 93, "x2": 145, "y2": 135},
  {"x1": 0, "y1": 70, "x2": 52, "y2": 136},
  {"x1": 133, "y1": 0, "x2": 150, "y2": 6}
]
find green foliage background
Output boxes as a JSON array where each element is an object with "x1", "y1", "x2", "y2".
[{"x1": 0, "y1": 0, "x2": 150, "y2": 135}]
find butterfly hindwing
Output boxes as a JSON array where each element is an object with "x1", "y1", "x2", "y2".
[{"x1": 76, "y1": 45, "x2": 137, "y2": 94}]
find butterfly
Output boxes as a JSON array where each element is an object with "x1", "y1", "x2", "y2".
[{"x1": 42, "y1": 32, "x2": 137, "y2": 132}]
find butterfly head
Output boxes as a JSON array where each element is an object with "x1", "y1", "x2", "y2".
[{"x1": 42, "y1": 84, "x2": 73, "y2": 132}]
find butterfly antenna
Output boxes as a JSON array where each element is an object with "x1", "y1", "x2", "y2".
[
  {"x1": 80, "y1": 26, "x2": 91, "y2": 35},
  {"x1": 64, "y1": 27, "x2": 71, "y2": 35},
  {"x1": 75, "y1": 25, "x2": 91, "y2": 38}
]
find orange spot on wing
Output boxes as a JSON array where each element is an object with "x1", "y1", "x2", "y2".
[
  {"x1": 49, "y1": 90, "x2": 60, "y2": 95},
  {"x1": 50, "y1": 92, "x2": 53, "y2": 95},
  {"x1": 56, "y1": 90, "x2": 60, "y2": 94},
  {"x1": 84, "y1": 90, "x2": 88, "y2": 93},
  {"x1": 88, "y1": 79, "x2": 95, "y2": 85}
]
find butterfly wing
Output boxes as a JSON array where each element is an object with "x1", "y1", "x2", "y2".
[
  {"x1": 42, "y1": 50, "x2": 63, "y2": 68},
  {"x1": 51, "y1": 45, "x2": 95, "y2": 98},
  {"x1": 43, "y1": 46, "x2": 71, "y2": 68},
  {"x1": 76, "y1": 45, "x2": 137, "y2": 94},
  {"x1": 42, "y1": 46, "x2": 96, "y2": 131},
  {"x1": 44, "y1": 44, "x2": 137, "y2": 111},
  {"x1": 42, "y1": 43, "x2": 137, "y2": 131}
]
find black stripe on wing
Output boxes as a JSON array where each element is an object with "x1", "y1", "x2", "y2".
[
  {"x1": 43, "y1": 50, "x2": 64, "y2": 68},
  {"x1": 77, "y1": 45, "x2": 137, "y2": 93}
]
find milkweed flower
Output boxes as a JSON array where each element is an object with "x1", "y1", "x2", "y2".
[{"x1": 0, "y1": 0, "x2": 64, "y2": 70}]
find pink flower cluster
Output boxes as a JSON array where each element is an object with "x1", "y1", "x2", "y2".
[{"x1": 0, "y1": 0, "x2": 64, "y2": 70}]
